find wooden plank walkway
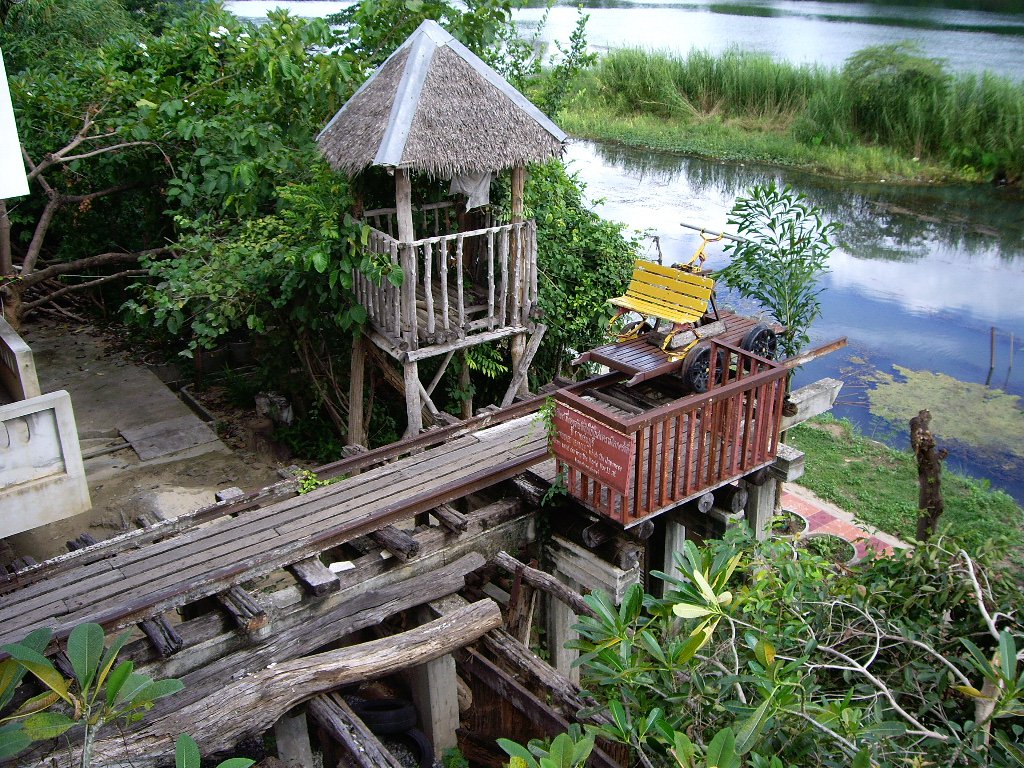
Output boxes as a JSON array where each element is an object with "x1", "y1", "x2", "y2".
[{"x1": 0, "y1": 414, "x2": 548, "y2": 648}]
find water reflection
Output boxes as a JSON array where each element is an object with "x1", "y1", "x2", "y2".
[{"x1": 585, "y1": 141, "x2": 1024, "y2": 261}]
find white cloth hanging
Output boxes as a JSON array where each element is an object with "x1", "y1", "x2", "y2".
[{"x1": 449, "y1": 171, "x2": 492, "y2": 210}]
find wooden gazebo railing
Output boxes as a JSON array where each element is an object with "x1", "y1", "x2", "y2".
[
  {"x1": 552, "y1": 341, "x2": 788, "y2": 526},
  {"x1": 357, "y1": 205, "x2": 538, "y2": 352}
]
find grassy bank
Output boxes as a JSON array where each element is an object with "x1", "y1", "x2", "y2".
[
  {"x1": 561, "y1": 46, "x2": 1024, "y2": 185},
  {"x1": 790, "y1": 416, "x2": 1024, "y2": 565}
]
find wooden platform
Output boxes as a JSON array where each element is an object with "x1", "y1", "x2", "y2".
[
  {"x1": 0, "y1": 414, "x2": 548, "y2": 648},
  {"x1": 576, "y1": 312, "x2": 762, "y2": 385}
]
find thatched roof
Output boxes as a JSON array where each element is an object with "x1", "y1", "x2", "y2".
[{"x1": 317, "y1": 20, "x2": 567, "y2": 177}]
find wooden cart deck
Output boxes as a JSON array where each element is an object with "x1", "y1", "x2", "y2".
[{"x1": 575, "y1": 311, "x2": 764, "y2": 385}]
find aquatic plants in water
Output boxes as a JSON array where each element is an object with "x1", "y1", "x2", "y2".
[{"x1": 865, "y1": 365, "x2": 1024, "y2": 461}]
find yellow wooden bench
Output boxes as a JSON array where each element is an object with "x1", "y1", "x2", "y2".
[{"x1": 609, "y1": 261, "x2": 716, "y2": 345}]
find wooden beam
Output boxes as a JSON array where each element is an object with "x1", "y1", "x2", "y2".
[
  {"x1": 480, "y1": 629, "x2": 611, "y2": 728},
  {"x1": 167, "y1": 553, "x2": 488, "y2": 710},
  {"x1": 216, "y1": 585, "x2": 269, "y2": 635},
  {"x1": 288, "y1": 557, "x2": 341, "y2": 597},
  {"x1": 137, "y1": 617, "x2": 184, "y2": 658},
  {"x1": 369, "y1": 525, "x2": 420, "y2": 562},
  {"x1": 492, "y1": 551, "x2": 595, "y2": 619},
  {"x1": 82, "y1": 600, "x2": 504, "y2": 768},
  {"x1": 308, "y1": 695, "x2": 405, "y2": 768},
  {"x1": 502, "y1": 324, "x2": 546, "y2": 407},
  {"x1": 458, "y1": 648, "x2": 622, "y2": 768},
  {"x1": 781, "y1": 337, "x2": 847, "y2": 370},
  {"x1": 431, "y1": 503, "x2": 469, "y2": 532}
]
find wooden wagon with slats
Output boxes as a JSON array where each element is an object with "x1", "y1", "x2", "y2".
[{"x1": 553, "y1": 259, "x2": 787, "y2": 526}]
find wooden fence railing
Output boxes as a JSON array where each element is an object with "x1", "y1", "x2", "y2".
[
  {"x1": 552, "y1": 341, "x2": 787, "y2": 526},
  {"x1": 357, "y1": 220, "x2": 538, "y2": 351},
  {"x1": 362, "y1": 202, "x2": 494, "y2": 241}
]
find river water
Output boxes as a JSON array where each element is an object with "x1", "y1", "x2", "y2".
[
  {"x1": 228, "y1": 0, "x2": 1024, "y2": 502},
  {"x1": 229, "y1": 0, "x2": 1024, "y2": 78}
]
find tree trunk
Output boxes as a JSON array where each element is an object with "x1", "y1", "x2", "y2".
[
  {"x1": 78, "y1": 599, "x2": 502, "y2": 767},
  {"x1": 911, "y1": 409, "x2": 947, "y2": 541}
]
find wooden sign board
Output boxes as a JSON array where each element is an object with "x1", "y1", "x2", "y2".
[{"x1": 552, "y1": 403, "x2": 634, "y2": 495}]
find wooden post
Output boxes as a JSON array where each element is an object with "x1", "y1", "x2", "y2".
[
  {"x1": 396, "y1": 168, "x2": 414, "y2": 243},
  {"x1": 545, "y1": 570, "x2": 581, "y2": 685},
  {"x1": 274, "y1": 708, "x2": 315, "y2": 768},
  {"x1": 459, "y1": 350, "x2": 473, "y2": 419},
  {"x1": 348, "y1": 334, "x2": 366, "y2": 447},
  {"x1": 404, "y1": 360, "x2": 422, "y2": 438},
  {"x1": 743, "y1": 476, "x2": 776, "y2": 541},
  {"x1": 509, "y1": 166, "x2": 528, "y2": 395},
  {"x1": 911, "y1": 409, "x2": 947, "y2": 541}
]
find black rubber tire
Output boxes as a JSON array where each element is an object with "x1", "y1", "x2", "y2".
[
  {"x1": 350, "y1": 698, "x2": 418, "y2": 735},
  {"x1": 680, "y1": 342, "x2": 725, "y2": 394},
  {"x1": 392, "y1": 728, "x2": 434, "y2": 768},
  {"x1": 740, "y1": 323, "x2": 779, "y2": 361}
]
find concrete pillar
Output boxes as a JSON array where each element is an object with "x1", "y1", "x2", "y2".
[
  {"x1": 744, "y1": 476, "x2": 777, "y2": 541},
  {"x1": 274, "y1": 708, "x2": 315, "y2": 768},
  {"x1": 409, "y1": 652, "x2": 459, "y2": 753},
  {"x1": 408, "y1": 596, "x2": 464, "y2": 753},
  {"x1": 546, "y1": 570, "x2": 581, "y2": 684},
  {"x1": 663, "y1": 516, "x2": 687, "y2": 584}
]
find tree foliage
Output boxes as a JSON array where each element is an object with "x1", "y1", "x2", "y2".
[
  {"x1": 3, "y1": 0, "x2": 634, "y2": 443},
  {"x1": 568, "y1": 528, "x2": 1024, "y2": 766},
  {"x1": 524, "y1": 161, "x2": 640, "y2": 383},
  {"x1": 718, "y1": 183, "x2": 839, "y2": 358}
]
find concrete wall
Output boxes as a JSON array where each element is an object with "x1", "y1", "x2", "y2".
[{"x1": 1, "y1": 318, "x2": 91, "y2": 537}]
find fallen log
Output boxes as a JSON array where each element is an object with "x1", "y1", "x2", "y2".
[
  {"x1": 79, "y1": 599, "x2": 503, "y2": 767},
  {"x1": 170, "y1": 553, "x2": 486, "y2": 709}
]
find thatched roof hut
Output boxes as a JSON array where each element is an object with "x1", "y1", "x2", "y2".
[{"x1": 317, "y1": 20, "x2": 567, "y2": 177}]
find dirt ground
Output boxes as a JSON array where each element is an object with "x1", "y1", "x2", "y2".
[{"x1": 2, "y1": 321, "x2": 285, "y2": 565}]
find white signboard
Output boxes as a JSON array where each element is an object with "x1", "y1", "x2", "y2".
[{"x1": 0, "y1": 48, "x2": 29, "y2": 200}]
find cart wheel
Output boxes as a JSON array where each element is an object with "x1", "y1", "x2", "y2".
[
  {"x1": 740, "y1": 324, "x2": 779, "y2": 361},
  {"x1": 680, "y1": 342, "x2": 725, "y2": 394}
]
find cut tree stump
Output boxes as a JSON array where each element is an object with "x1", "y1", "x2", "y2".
[{"x1": 911, "y1": 409, "x2": 948, "y2": 541}]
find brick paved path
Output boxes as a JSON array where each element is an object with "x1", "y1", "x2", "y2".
[{"x1": 782, "y1": 487, "x2": 908, "y2": 563}]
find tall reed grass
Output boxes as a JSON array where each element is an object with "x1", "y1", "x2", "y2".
[{"x1": 581, "y1": 44, "x2": 1024, "y2": 183}]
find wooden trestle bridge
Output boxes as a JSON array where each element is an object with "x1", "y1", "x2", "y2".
[{"x1": 0, "y1": 361, "x2": 840, "y2": 767}]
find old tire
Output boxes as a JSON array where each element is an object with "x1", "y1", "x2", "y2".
[
  {"x1": 351, "y1": 698, "x2": 418, "y2": 735},
  {"x1": 680, "y1": 342, "x2": 725, "y2": 394},
  {"x1": 392, "y1": 728, "x2": 434, "y2": 768},
  {"x1": 740, "y1": 324, "x2": 779, "y2": 361}
]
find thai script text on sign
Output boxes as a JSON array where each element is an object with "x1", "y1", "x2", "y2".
[{"x1": 552, "y1": 404, "x2": 634, "y2": 495}]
